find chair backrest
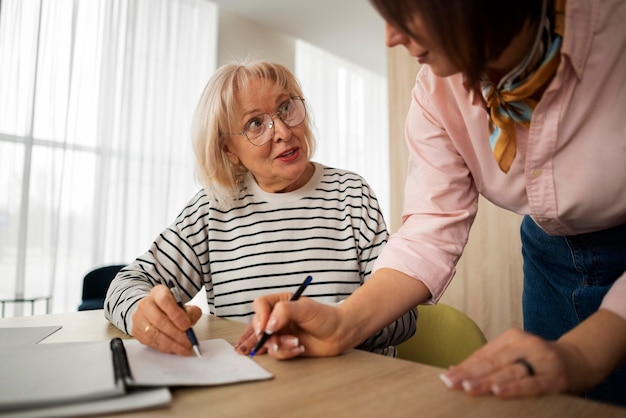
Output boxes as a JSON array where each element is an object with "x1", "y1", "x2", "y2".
[
  {"x1": 396, "y1": 303, "x2": 487, "y2": 369},
  {"x1": 78, "y1": 264, "x2": 126, "y2": 311}
]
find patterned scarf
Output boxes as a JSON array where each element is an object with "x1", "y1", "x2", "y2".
[{"x1": 481, "y1": 0, "x2": 565, "y2": 173}]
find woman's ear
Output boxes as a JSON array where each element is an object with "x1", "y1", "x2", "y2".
[{"x1": 223, "y1": 143, "x2": 240, "y2": 165}]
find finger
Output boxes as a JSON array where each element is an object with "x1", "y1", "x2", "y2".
[
  {"x1": 132, "y1": 290, "x2": 194, "y2": 356},
  {"x1": 265, "y1": 335, "x2": 306, "y2": 360},
  {"x1": 185, "y1": 305, "x2": 203, "y2": 325},
  {"x1": 459, "y1": 359, "x2": 535, "y2": 396},
  {"x1": 441, "y1": 328, "x2": 533, "y2": 388},
  {"x1": 491, "y1": 374, "x2": 555, "y2": 398},
  {"x1": 149, "y1": 287, "x2": 193, "y2": 342},
  {"x1": 134, "y1": 312, "x2": 192, "y2": 356},
  {"x1": 251, "y1": 292, "x2": 293, "y2": 337},
  {"x1": 153, "y1": 285, "x2": 193, "y2": 331},
  {"x1": 141, "y1": 320, "x2": 192, "y2": 356},
  {"x1": 235, "y1": 324, "x2": 255, "y2": 347},
  {"x1": 235, "y1": 324, "x2": 258, "y2": 355},
  {"x1": 490, "y1": 344, "x2": 568, "y2": 398}
]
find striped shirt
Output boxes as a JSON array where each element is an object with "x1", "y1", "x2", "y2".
[{"x1": 105, "y1": 163, "x2": 416, "y2": 356}]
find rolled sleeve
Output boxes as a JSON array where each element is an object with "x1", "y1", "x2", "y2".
[{"x1": 374, "y1": 74, "x2": 478, "y2": 302}]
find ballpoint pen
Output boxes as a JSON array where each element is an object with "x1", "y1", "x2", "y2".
[
  {"x1": 249, "y1": 275, "x2": 313, "y2": 357},
  {"x1": 167, "y1": 280, "x2": 202, "y2": 358}
]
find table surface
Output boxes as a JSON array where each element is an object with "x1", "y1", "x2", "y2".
[{"x1": 1, "y1": 310, "x2": 625, "y2": 418}]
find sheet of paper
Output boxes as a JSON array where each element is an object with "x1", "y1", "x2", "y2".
[
  {"x1": 0, "y1": 326, "x2": 61, "y2": 348},
  {"x1": 124, "y1": 339, "x2": 274, "y2": 387}
]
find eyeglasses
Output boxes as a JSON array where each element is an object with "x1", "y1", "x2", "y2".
[{"x1": 231, "y1": 97, "x2": 306, "y2": 146}]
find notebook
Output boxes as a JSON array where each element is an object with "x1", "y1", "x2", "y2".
[
  {"x1": 0, "y1": 337, "x2": 273, "y2": 416},
  {"x1": 0, "y1": 325, "x2": 61, "y2": 348}
]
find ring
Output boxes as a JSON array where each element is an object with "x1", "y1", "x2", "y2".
[
  {"x1": 514, "y1": 358, "x2": 536, "y2": 376},
  {"x1": 144, "y1": 324, "x2": 151, "y2": 334}
]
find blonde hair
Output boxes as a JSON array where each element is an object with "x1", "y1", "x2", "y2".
[{"x1": 192, "y1": 59, "x2": 316, "y2": 207}]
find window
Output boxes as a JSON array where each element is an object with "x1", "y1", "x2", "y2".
[
  {"x1": 0, "y1": 0, "x2": 217, "y2": 316},
  {"x1": 295, "y1": 40, "x2": 390, "y2": 221}
]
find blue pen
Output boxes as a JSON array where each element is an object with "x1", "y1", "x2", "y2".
[
  {"x1": 249, "y1": 275, "x2": 313, "y2": 357},
  {"x1": 168, "y1": 281, "x2": 202, "y2": 358}
]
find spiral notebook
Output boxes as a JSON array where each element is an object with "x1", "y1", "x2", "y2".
[{"x1": 0, "y1": 337, "x2": 273, "y2": 416}]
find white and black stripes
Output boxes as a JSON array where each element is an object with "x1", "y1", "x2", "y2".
[{"x1": 104, "y1": 163, "x2": 416, "y2": 355}]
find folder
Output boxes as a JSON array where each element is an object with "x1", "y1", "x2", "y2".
[{"x1": 0, "y1": 337, "x2": 273, "y2": 416}]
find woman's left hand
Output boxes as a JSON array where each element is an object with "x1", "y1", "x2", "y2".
[
  {"x1": 235, "y1": 324, "x2": 267, "y2": 355},
  {"x1": 234, "y1": 322, "x2": 315, "y2": 356},
  {"x1": 439, "y1": 327, "x2": 571, "y2": 398}
]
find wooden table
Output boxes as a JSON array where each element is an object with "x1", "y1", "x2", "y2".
[{"x1": 1, "y1": 310, "x2": 625, "y2": 417}]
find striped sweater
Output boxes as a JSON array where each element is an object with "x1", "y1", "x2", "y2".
[{"x1": 104, "y1": 163, "x2": 416, "y2": 356}]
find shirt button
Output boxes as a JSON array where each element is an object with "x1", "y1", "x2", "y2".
[{"x1": 532, "y1": 168, "x2": 543, "y2": 177}]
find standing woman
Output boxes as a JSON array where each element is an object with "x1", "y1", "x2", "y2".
[{"x1": 249, "y1": 0, "x2": 626, "y2": 407}]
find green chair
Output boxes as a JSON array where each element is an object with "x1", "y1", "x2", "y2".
[{"x1": 396, "y1": 303, "x2": 487, "y2": 369}]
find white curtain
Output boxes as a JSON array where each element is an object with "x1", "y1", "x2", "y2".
[
  {"x1": 0, "y1": 0, "x2": 217, "y2": 316},
  {"x1": 295, "y1": 40, "x2": 390, "y2": 222}
]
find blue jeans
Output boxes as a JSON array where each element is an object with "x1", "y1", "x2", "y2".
[{"x1": 521, "y1": 216, "x2": 626, "y2": 407}]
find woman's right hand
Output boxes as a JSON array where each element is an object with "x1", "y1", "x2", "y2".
[
  {"x1": 131, "y1": 285, "x2": 203, "y2": 356},
  {"x1": 250, "y1": 293, "x2": 347, "y2": 359}
]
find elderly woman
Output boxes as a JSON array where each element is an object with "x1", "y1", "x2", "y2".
[{"x1": 104, "y1": 59, "x2": 416, "y2": 358}]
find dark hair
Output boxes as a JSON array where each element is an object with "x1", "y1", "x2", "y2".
[{"x1": 369, "y1": 0, "x2": 545, "y2": 83}]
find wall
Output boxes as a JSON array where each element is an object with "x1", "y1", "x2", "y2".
[
  {"x1": 386, "y1": 48, "x2": 524, "y2": 341},
  {"x1": 386, "y1": 47, "x2": 417, "y2": 234},
  {"x1": 217, "y1": 9, "x2": 295, "y2": 70}
]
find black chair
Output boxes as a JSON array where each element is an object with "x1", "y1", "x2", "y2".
[{"x1": 78, "y1": 265, "x2": 126, "y2": 311}]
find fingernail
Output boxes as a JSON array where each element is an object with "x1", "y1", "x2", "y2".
[
  {"x1": 290, "y1": 337, "x2": 299, "y2": 347},
  {"x1": 491, "y1": 384, "x2": 501, "y2": 395},
  {"x1": 439, "y1": 373, "x2": 454, "y2": 388},
  {"x1": 462, "y1": 380, "x2": 473, "y2": 392},
  {"x1": 266, "y1": 317, "x2": 278, "y2": 333},
  {"x1": 272, "y1": 343, "x2": 279, "y2": 353},
  {"x1": 254, "y1": 323, "x2": 262, "y2": 337}
]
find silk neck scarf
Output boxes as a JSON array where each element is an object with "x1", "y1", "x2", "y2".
[{"x1": 481, "y1": 0, "x2": 565, "y2": 173}]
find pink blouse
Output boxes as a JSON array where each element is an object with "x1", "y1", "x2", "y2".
[{"x1": 374, "y1": 0, "x2": 626, "y2": 320}]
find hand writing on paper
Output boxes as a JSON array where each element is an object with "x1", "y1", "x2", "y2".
[
  {"x1": 249, "y1": 292, "x2": 345, "y2": 359},
  {"x1": 131, "y1": 285, "x2": 202, "y2": 357}
]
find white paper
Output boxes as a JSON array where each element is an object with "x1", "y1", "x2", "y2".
[{"x1": 124, "y1": 339, "x2": 274, "y2": 387}]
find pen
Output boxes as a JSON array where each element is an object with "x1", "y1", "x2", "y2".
[
  {"x1": 167, "y1": 280, "x2": 202, "y2": 358},
  {"x1": 249, "y1": 275, "x2": 313, "y2": 357},
  {"x1": 111, "y1": 337, "x2": 134, "y2": 387}
]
